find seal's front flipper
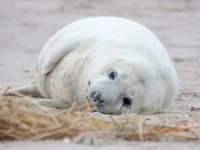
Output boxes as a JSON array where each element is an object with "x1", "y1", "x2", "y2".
[
  {"x1": 34, "y1": 98, "x2": 71, "y2": 109},
  {"x1": 3, "y1": 82, "x2": 41, "y2": 98}
]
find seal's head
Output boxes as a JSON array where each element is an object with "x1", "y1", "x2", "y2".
[{"x1": 86, "y1": 59, "x2": 136, "y2": 114}]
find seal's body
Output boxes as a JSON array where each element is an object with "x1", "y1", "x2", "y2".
[{"x1": 10, "y1": 17, "x2": 179, "y2": 114}]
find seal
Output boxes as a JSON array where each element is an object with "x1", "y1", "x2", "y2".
[{"x1": 6, "y1": 17, "x2": 178, "y2": 114}]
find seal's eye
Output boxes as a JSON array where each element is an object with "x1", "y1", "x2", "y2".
[
  {"x1": 108, "y1": 71, "x2": 118, "y2": 80},
  {"x1": 123, "y1": 97, "x2": 132, "y2": 107}
]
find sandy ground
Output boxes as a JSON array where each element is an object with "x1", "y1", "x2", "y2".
[
  {"x1": 0, "y1": 0, "x2": 200, "y2": 149},
  {"x1": 1, "y1": 140, "x2": 200, "y2": 150}
]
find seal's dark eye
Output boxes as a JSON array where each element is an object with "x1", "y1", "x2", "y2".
[
  {"x1": 123, "y1": 97, "x2": 132, "y2": 107},
  {"x1": 108, "y1": 71, "x2": 117, "y2": 80}
]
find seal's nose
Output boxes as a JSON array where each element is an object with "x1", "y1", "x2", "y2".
[
  {"x1": 97, "y1": 99, "x2": 107, "y2": 107},
  {"x1": 90, "y1": 91, "x2": 101, "y2": 101},
  {"x1": 90, "y1": 91, "x2": 107, "y2": 107}
]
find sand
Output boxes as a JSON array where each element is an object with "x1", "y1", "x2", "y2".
[
  {"x1": 0, "y1": 141, "x2": 200, "y2": 150},
  {"x1": 0, "y1": 0, "x2": 200, "y2": 149}
]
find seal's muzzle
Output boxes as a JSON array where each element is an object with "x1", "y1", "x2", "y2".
[{"x1": 89, "y1": 91, "x2": 107, "y2": 107}]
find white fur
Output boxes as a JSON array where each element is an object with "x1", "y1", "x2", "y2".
[{"x1": 36, "y1": 17, "x2": 178, "y2": 114}]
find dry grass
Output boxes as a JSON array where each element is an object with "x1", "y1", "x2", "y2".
[{"x1": 0, "y1": 95, "x2": 200, "y2": 141}]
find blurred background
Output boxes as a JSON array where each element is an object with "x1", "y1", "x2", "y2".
[{"x1": 0, "y1": 0, "x2": 199, "y2": 93}]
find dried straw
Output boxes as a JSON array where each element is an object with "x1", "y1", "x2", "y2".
[{"x1": 0, "y1": 95, "x2": 199, "y2": 141}]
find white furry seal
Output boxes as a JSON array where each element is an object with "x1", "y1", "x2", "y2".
[{"x1": 7, "y1": 17, "x2": 178, "y2": 114}]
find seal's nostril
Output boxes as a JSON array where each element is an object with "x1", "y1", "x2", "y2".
[
  {"x1": 94, "y1": 93, "x2": 100, "y2": 101},
  {"x1": 91, "y1": 91, "x2": 96, "y2": 99},
  {"x1": 91, "y1": 91, "x2": 101, "y2": 101},
  {"x1": 123, "y1": 97, "x2": 132, "y2": 107},
  {"x1": 99, "y1": 100, "x2": 105, "y2": 104},
  {"x1": 98, "y1": 99, "x2": 107, "y2": 107}
]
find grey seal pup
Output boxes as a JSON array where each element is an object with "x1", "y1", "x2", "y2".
[{"x1": 6, "y1": 17, "x2": 178, "y2": 114}]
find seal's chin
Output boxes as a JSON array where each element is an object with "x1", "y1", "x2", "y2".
[{"x1": 94, "y1": 105, "x2": 122, "y2": 115}]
